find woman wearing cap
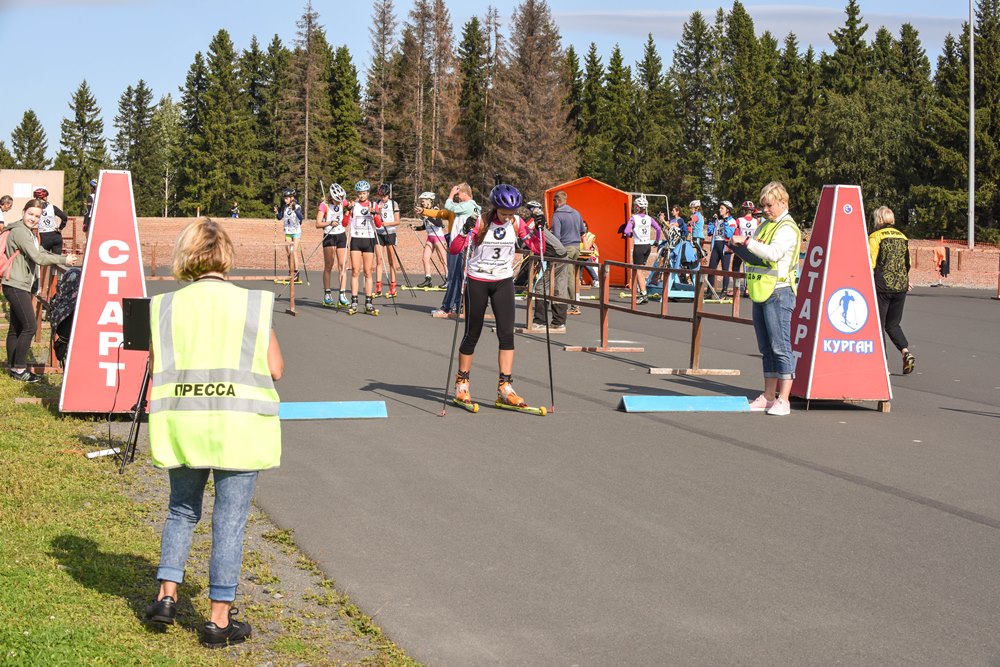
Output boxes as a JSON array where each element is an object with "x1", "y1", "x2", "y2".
[
  {"x1": 316, "y1": 183, "x2": 349, "y2": 307},
  {"x1": 707, "y1": 201, "x2": 737, "y2": 295},
  {"x1": 730, "y1": 182, "x2": 801, "y2": 416},
  {"x1": 413, "y1": 191, "x2": 450, "y2": 289},
  {"x1": 448, "y1": 184, "x2": 542, "y2": 409},
  {"x1": 2, "y1": 199, "x2": 78, "y2": 382},
  {"x1": 732, "y1": 201, "x2": 760, "y2": 296},
  {"x1": 33, "y1": 188, "x2": 68, "y2": 254}
]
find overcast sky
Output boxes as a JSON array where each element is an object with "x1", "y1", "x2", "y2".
[{"x1": 0, "y1": 0, "x2": 970, "y2": 159}]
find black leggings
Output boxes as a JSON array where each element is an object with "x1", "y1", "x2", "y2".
[
  {"x1": 3, "y1": 284, "x2": 36, "y2": 368},
  {"x1": 460, "y1": 277, "x2": 515, "y2": 356},
  {"x1": 40, "y1": 231, "x2": 63, "y2": 255},
  {"x1": 708, "y1": 241, "x2": 732, "y2": 291}
]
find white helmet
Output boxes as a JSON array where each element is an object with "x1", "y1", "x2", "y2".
[
  {"x1": 634, "y1": 196, "x2": 649, "y2": 210},
  {"x1": 689, "y1": 199, "x2": 701, "y2": 208},
  {"x1": 418, "y1": 191, "x2": 435, "y2": 201},
  {"x1": 330, "y1": 183, "x2": 346, "y2": 200}
]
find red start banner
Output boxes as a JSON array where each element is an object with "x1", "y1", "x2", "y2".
[
  {"x1": 60, "y1": 171, "x2": 148, "y2": 413},
  {"x1": 790, "y1": 185, "x2": 891, "y2": 402}
]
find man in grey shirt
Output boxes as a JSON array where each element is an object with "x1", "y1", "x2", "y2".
[{"x1": 551, "y1": 190, "x2": 585, "y2": 314}]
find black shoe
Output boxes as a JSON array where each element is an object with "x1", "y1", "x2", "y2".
[
  {"x1": 202, "y1": 608, "x2": 251, "y2": 648},
  {"x1": 417, "y1": 277, "x2": 432, "y2": 288},
  {"x1": 144, "y1": 595, "x2": 176, "y2": 625},
  {"x1": 438, "y1": 281, "x2": 448, "y2": 289},
  {"x1": 9, "y1": 369, "x2": 41, "y2": 383}
]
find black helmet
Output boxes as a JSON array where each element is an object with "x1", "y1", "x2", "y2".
[
  {"x1": 377, "y1": 183, "x2": 391, "y2": 197},
  {"x1": 282, "y1": 188, "x2": 295, "y2": 198}
]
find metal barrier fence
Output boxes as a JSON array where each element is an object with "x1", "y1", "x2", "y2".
[{"x1": 521, "y1": 255, "x2": 753, "y2": 373}]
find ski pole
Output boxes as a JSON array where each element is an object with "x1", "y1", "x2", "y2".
[
  {"x1": 535, "y1": 226, "x2": 555, "y2": 413},
  {"x1": 440, "y1": 231, "x2": 474, "y2": 417},
  {"x1": 373, "y1": 228, "x2": 399, "y2": 316}
]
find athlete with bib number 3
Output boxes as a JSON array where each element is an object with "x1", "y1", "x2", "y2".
[{"x1": 447, "y1": 184, "x2": 545, "y2": 415}]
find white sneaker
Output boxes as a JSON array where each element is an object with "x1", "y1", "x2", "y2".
[
  {"x1": 766, "y1": 397, "x2": 791, "y2": 416},
  {"x1": 748, "y1": 393, "x2": 774, "y2": 412}
]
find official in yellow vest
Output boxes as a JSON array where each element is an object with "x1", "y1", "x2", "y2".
[
  {"x1": 731, "y1": 181, "x2": 801, "y2": 417},
  {"x1": 145, "y1": 218, "x2": 284, "y2": 649}
]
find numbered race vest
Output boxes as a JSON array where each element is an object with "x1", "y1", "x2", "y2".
[
  {"x1": 348, "y1": 200, "x2": 377, "y2": 238},
  {"x1": 281, "y1": 204, "x2": 302, "y2": 235},
  {"x1": 713, "y1": 215, "x2": 736, "y2": 242},
  {"x1": 630, "y1": 214, "x2": 654, "y2": 245},
  {"x1": 737, "y1": 214, "x2": 759, "y2": 239},
  {"x1": 320, "y1": 200, "x2": 346, "y2": 236},
  {"x1": 38, "y1": 203, "x2": 59, "y2": 233},
  {"x1": 467, "y1": 216, "x2": 523, "y2": 281},
  {"x1": 690, "y1": 212, "x2": 706, "y2": 239},
  {"x1": 149, "y1": 280, "x2": 281, "y2": 471},
  {"x1": 745, "y1": 214, "x2": 802, "y2": 304},
  {"x1": 377, "y1": 199, "x2": 398, "y2": 234}
]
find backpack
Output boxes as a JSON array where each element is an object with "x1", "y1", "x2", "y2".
[{"x1": 0, "y1": 226, "x2": 22, "y2": 280}]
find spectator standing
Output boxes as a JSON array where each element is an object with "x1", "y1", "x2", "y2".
[
  {"x1": 550, "y1": 190, "x2": 585, "y2": 315},
  {"x1": 2, "y1": 198, "x2": 78, "y2": 382},
  {"x1": 0, "y1": 195, "x2": 12, "y2": 225},
  {"x1": 688, "y1": 199, "x2": 706, "y2": 259},
  {"x1": 868, "y1": 206, "x2": 915, "y2": 374},
  {"x1": 433, "y1": 183, "x2": 481, "y2": 318}
]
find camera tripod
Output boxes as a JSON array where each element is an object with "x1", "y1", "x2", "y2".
[{"x1": 117, "y1": 357, "x2": 151, "y2": 474}]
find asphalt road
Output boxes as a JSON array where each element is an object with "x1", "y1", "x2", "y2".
[{"x1": 178, "y1": 280, "x2": 999, "y2": 666}]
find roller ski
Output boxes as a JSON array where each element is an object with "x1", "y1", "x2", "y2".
[
  {"x1": 364, "y1": 297, "x2": 379, "y2": 316},
  {"x1": 347, "y1": 297, "x2": 359, "y2": 315},
  {"x1": 495, "y1": 375, "x2": 546, "y2": 416},
  {"x1": 452, "y1": 371, "x2": 479, "y2": 413}
]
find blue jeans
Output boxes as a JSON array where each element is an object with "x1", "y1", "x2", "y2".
[
  {"x1": 752, "y1": 286, "x2": 796, "y2": 379},
  {"x1": 157, "y1": 467, "x2": 258, "y2": 602},
  {"x1": 441, "y1": 252, "x2": 464, "y2": 312}
]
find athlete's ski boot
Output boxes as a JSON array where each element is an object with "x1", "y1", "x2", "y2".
[
  {"x1": 373, "y1": 282, "x2": 383, "y2": 298},
  {"x1": 338, "y1": 292, "x2": 351, "y2": 308},
  {"x1": 452, "y1": 370, "x2": 479, "y2": 412},
  {"x1": 323, "y1": 292, "x2": 334, "y2": 306},
  {"x1": 495, "y1": 374, "x2": 546, "y2": 415},
  {"x1": 417, "y1": 276, "x2": 433, "y2": 288},
  {"x1": 387, "y1": 282, "x2": 397, "y2": 299},
  {"x1": 347, "y1": 297, "x2": 359, "y2": 315},
  {"x1": 365, "y1": 296, "x2": 378, "y2": 316},
  {"x1": 637, "y1": 291, "x2": 649, "y2": 305}
]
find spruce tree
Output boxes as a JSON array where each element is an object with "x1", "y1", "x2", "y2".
[
  {"x1": 277, "y1": 4, "x2": 334, "y2": 215},
  {"x1": 775, "y1": 35, "x2": 813, "y2": 214},
  {"x1": 177, "y1": 52, "x2": 210, "y2": 213},
  {"x1": 821, "y1": 0, "x2": 871, "y2": 95},
  {"x1": 428, "y1": 0, "x2": 457, "y2": 186},
  {"x1": 112, "y1": 80, "x2": 159, "y2": 214},
  {"x1": 53, "y1": 81, "x2": 107, "y2": 215},
  {"x1": 327, "y1": 46, "x2": 365, "y2": 188},
  {"x1": 489, "y1": 0, "x2": 576, "y2": 196},
  {"x1": 365, "y1": 0, "x2": 398, "y2": 181},
  {"x1": 260, "y1": 36, "x2": 290, "y2": 206},
  {"x1": 578, "y1": 43, "x2": 610, "y2": 180},
  {"x1": 600, "y1": 45, "x2": 637, "y2": 189},
  {"x1": 0, "y1": 141, "x2": 13, "y2": 170},
  {"x1": 11, "y1": 110, "x2": 51, "y2": 170},
  {"x1": 976, "y1": 0, "x2": 1000, "y2": 232},
  {"x1": 455, "y1": 16, "x2": 490, "y2": 184},
  {"x1": 635, "y1": 35, "x2": 680, "y2": 198},
  {"x1": 196, "y1": 29, "x2": 261, "y2": 215},
  {"x1": 239, "y1": 36, "x2": 271, "y2": 211},
  {"x1": 562, "y1": 45, "x2": 583, "y2": 134},
  {"x1": 670, "y1": 11, "x2": 713, "y2": 199}
]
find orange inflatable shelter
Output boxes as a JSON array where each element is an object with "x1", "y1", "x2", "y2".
[{"x1": 544, "y1": 177, "x2": 632, "y2": 286}]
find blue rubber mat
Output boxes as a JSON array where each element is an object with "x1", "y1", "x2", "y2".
[
  {"x1": 619, "y1": 395, "x2": 750, "y2": 412},
  {"x1": 280, "y1": 401, "x2": 387, "y2": 420}
]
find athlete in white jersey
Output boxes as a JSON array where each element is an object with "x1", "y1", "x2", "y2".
[
  {"x1": 622, "y1": 197, "x2": 663, "y2": 303},
  {"x1": 448, "y1": 184, "x2": 543, "y2": 411},
  {"x1": 274, "y1": 188, "x2": 304, "y2": 280},
  {"x1": 343, "y1": 180, "x2": 383, "y2": 313},
  {"x1": 374, "y1": 184, "x2": 400, "y2": 297},
  {"x1": 412, "y1": 191, "x2": 450, "y2": 289},
  {"x1": 732, "y1": 200, "x2": 761, "y2": 296},
  {"x1": 32, "y1": 188, "x2": 68, "y2": 254},
  {"x1": 317, "y1": 183, "x2": 349, "y2": 306}
]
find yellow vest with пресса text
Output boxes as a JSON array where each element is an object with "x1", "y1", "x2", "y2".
[
  {"x1": 148, "y1": 281, "x2": 281, "y2": 471},
  {"x1": 745, "y1": 215, "x2": 802, "y2": 304}
]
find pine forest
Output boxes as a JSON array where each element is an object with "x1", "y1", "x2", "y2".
[{"x1": 4, "y1": 0, "x2": 999, "y2": 242}]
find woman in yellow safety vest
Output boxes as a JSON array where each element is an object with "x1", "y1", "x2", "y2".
[
  {"x1": 144, "y1": 218, "x2": 284, "y2": 649},
  {"x1": 730, "y1": 181, "x2": 801, "y2": 417}
]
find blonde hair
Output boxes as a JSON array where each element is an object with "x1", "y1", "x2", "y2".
[
  {"x1": 456, "y1": 182, "x2": 473, "y2": 198},
  {"x1": 172, "y1": 218, "x2": 235, "y2": 281},
  {"x1": 553, "y1": 190, "x2": 568, "y2": 205},
  {"x1": 758, "y1": 182, "x2": 789, "y2": 207},
  {"x1": 873, "y1": 206, "x2": 895, "y2": 228}
]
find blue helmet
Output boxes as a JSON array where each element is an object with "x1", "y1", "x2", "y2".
[
  {"x1": 354, "y1": 180, "x2": 371, "y2": 192},
  {"x1": 89, "y1": 179, "x2": 98, "y2": 188},
  {"x1": 489, "y1": 183, "x2": 522, "y2": 210}
]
